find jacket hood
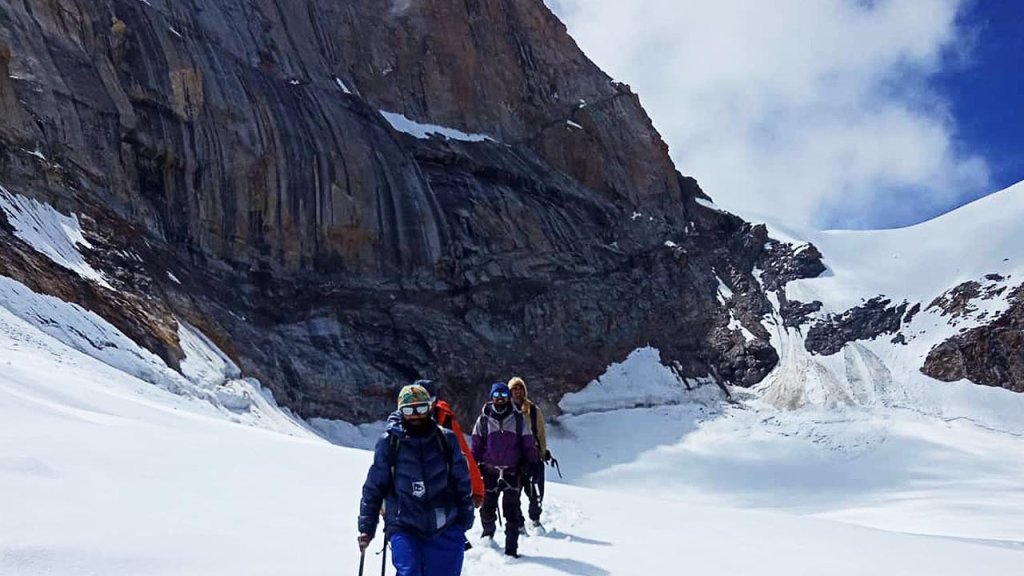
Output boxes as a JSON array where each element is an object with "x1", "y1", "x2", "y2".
[
  {"x1": 508, "y1": 376, "x2": 528, "y2": 400},
  {"x1": 385, "y1": 409, "x2": 405, "y2": 436}
]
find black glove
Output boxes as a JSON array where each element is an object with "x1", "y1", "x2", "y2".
[{"x1": 543, "y1": 449, "x2": 552, "y2": 463}]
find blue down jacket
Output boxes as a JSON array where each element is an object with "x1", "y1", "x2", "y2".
[{"x1": 358, "y1": 417, "x2": 475, "y2": 538}]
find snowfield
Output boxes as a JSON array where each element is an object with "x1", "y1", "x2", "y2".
[
  {"x1": 3, "y1": 182, "x2": 1024, "y2": 574},
  {"x1": 3, "y1": 279, "x2": 1024, "y2": 575}
]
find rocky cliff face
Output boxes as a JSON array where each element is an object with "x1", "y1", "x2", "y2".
[
  {"x1": 922, "y1": 282, "x2": 1024, "y2": 392},
  {"x1": 3, "y1": 1, "x2": 1017, "y2": 424},
  {"x1": 0, "y1": 0, "x2": 789, "y2": 422}
]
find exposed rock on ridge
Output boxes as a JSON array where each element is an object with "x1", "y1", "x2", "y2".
[
  {"x1": 804, "y1": 297, "x2": 909, "y2": 356},
  {"x1": 923, "y1": 283, "x2": 1024, "y2": 392}
]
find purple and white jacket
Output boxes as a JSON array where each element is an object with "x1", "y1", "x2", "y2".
[{"x1": 470, "y1": 403, "x2": 539, "y2": 471}]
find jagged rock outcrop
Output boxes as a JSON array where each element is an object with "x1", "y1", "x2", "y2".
[
  {"x1": 805, "y1": 297, "x2": 909, "y2": 356},
  {"x1": 0, "y1": 0, "x2": 787, "y2": 422},
  {"x1": 746, "y1": 232, "x2": 828, "y2": 330},
  {"x1": 778, "y1": 299, "x2": 823, "y2": 329},
  {"x1": 927, "y1": 281, "x2": 984, "y2": 321},
  {"x1": 922, "y1": 283, "x2": 1024, "y2": 392},
  {"x1": 756, "y1": 235, "x2": 826, "y2": 293}
]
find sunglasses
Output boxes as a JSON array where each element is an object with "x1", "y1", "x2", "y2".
[
  {"x1": 492, "y1": 392, "x2": 509, "y2": 399},
  {"x1": 400, "y1": 404, "x2": 431, "y2": 416}
]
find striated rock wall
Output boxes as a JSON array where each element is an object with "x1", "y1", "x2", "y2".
[
  {"x1": 0, "y1": 0, "x2": 782, "y2": 422},
  {"x1": 1, "y1": 0, "x2": 684, "y2": 273}
]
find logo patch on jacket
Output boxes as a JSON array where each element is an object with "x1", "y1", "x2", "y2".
[{"x1": 412, "y1": 480, "x2": 426, "y2": 499}]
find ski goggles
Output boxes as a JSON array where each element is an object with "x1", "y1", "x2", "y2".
[
  {"x1": 492, "y1": 391, "x2": 509, "y2": 399},
  {"x1": 400, "y1": 403, "x2": 431, "y2": 416}
]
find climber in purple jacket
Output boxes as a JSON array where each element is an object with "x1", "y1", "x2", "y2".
[{"x1": 470, "y1": 382, "x2": 539, "y2": 558}]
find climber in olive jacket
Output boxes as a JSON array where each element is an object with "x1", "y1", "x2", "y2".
[{"x1": 509, "y1": 376, "x2": 548, "y2": 525}]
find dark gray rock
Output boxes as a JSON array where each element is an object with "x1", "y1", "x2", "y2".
[
  {"x1": 756, "y1": 234, "x2": 826, "y2": 292},
  {"x1": 903, "y1": 302, "x2": 921, "y2": 325},
  {"x1": 805, "y1": 297, "x2": 908, "y2": 356},
  {"x1": 927, "y1": 281, "x2": 982, "y2": 320},
  {"x1": 779, "y1": 299, "x2": 823, "y2": 329}
]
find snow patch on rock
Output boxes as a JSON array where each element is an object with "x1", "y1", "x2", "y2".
[
  {"x1": 0, "y1": 186, "x2": 113, "y2": 290},
  {"x1": 380, "y1": 111, "x2": 494, "y2": 142}
]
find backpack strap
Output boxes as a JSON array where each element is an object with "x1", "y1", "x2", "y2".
[
  {"x1": 528, "y1": 404, "x2": 541, "y2": 451},
  {"x1": 387, "y1": 435, "x2": 400, "y2": 494},
  {"x1": 435, "y1": 426, "x2": 453, "y2": 478}
]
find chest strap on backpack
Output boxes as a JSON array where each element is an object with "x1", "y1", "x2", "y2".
[{"x1": 387, "y1": 428, "x2": 453, "y2": 493}]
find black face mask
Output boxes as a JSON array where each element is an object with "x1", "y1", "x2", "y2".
[{"x1": 403, "y1": 417, "x2": 433, "y2": 436}]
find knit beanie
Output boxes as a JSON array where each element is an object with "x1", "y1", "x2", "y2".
[{"x1": 490, "y1": 382, "x2": 511, "y2": 397}]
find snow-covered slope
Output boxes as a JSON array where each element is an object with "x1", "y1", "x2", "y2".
[
  {"x1": 4, "y1": 182, "x2": 1024, "y2": 574},
  {"x1": 742, "y1": 181, "x2": 1024, "y2": 423},
  {"x1": 793, "y1": 180, "x2": 1024, "y2": 312},
  {"x1": 0, "y1": 274, "x2": 308, "y2": 433},
  {"x1": 3, "y1": 288, "x2": 1024, "y2": 575}
]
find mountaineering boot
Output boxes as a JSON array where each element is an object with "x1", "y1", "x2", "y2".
[{"x1": 481, "y1": 528, "x2": 494, "y2": 539}]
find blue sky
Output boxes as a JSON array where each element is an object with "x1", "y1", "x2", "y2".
[
  {"x1": 550, "y1": 0, "x2": 1021, "y2": 230},
  {"x1": 933, "y1": 2, "x2": 1024, "y2": 209}
]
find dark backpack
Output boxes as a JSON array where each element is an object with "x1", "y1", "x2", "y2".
[{"x1": 387, "y1": 426, "x2": 453, "y2": 493}]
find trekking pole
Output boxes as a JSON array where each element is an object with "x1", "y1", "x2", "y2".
[
  {"x1": 494, "y1": 466, "x2": 507, "y2": 527},
  {"x1": 358, "y1": 549, "x2": 366, "y2": 576},
  {"x1": 372, "y1": 535, "x2": 387, "y2": 576}
]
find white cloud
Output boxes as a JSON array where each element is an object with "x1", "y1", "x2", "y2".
[{"x1": 551, "y1": 0, "x2": 989, "y2": 229}]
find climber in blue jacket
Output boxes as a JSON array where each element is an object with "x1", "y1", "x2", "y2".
[{"x1": 358, "y1": 384, "x2": 475, "y2": 576}]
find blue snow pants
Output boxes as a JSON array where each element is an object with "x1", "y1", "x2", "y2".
[{"x1": 390, "y1": 524, "x2": 466, "y2": 576}]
